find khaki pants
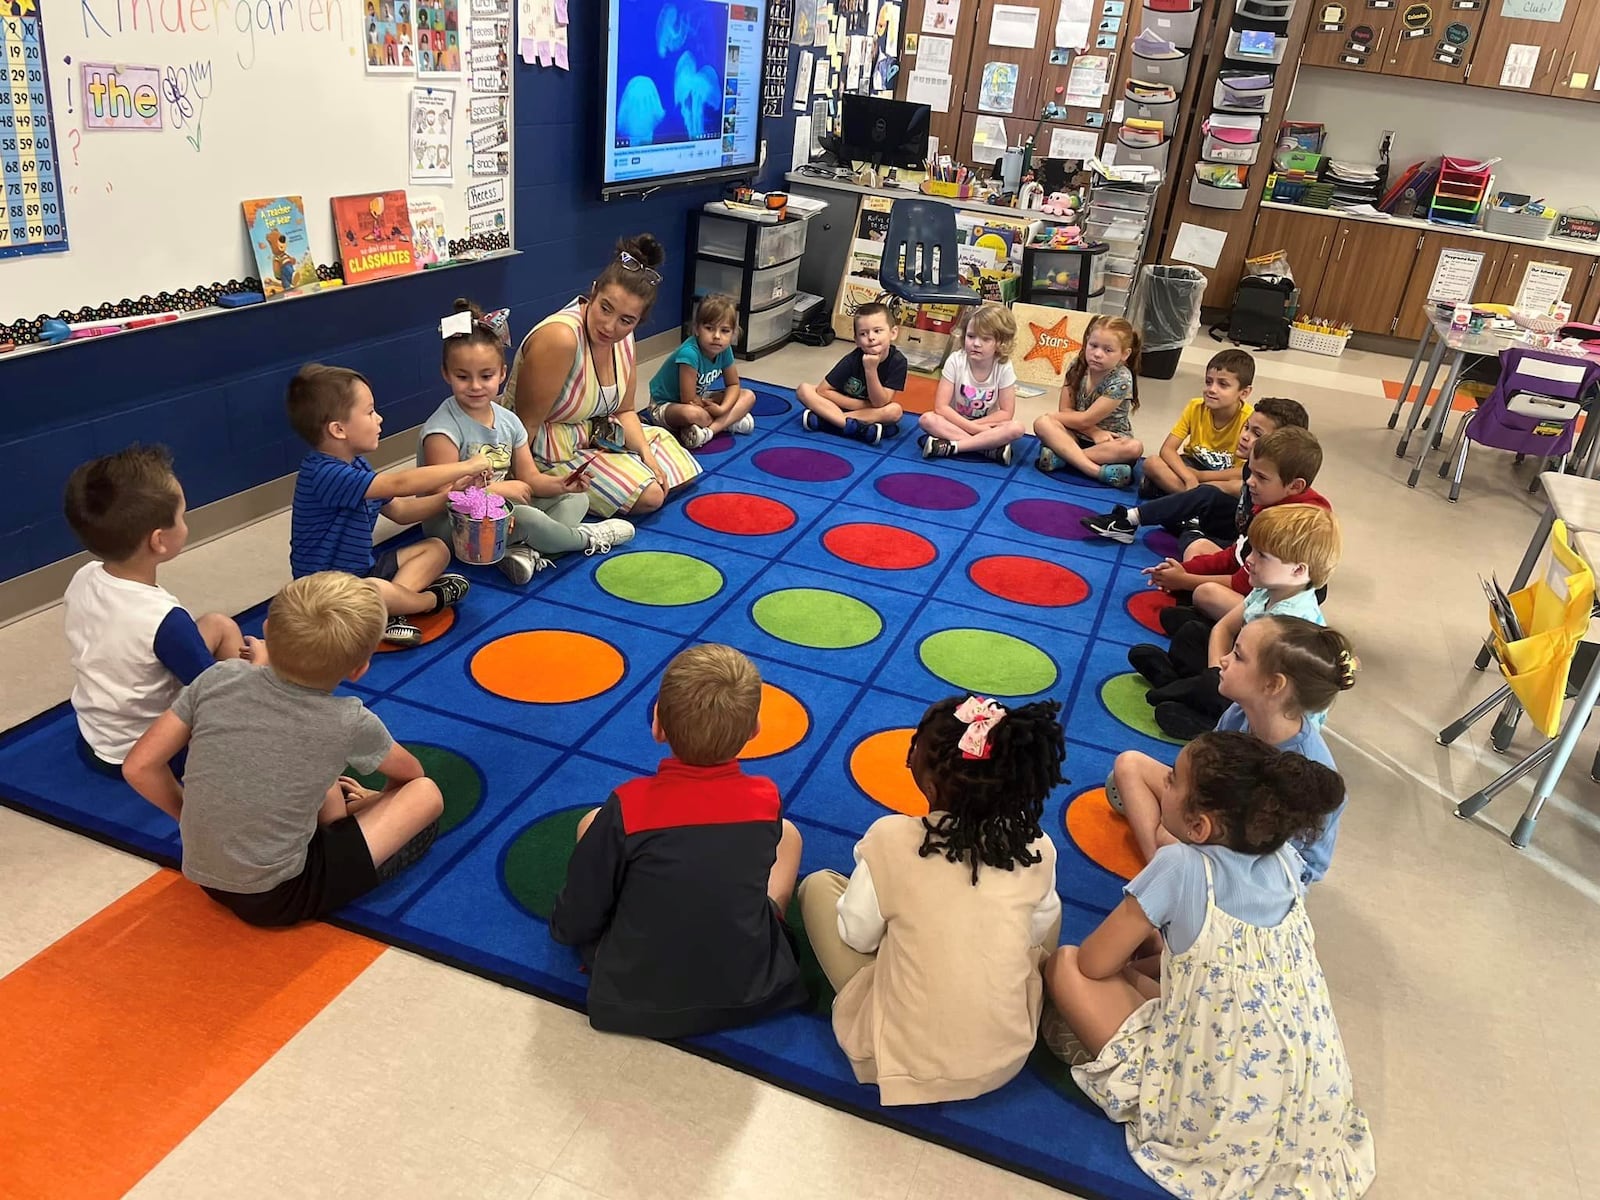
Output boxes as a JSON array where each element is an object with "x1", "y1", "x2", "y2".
[{"x1": 797, "y1": 869, "x2": 876, "y2": 993}]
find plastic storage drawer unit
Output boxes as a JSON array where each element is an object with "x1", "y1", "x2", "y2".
[
  {"x1": 696, "y1": 214, "x2": 809, "y2": 268},
  {"x1": 695, "y1": 257, "x2": 802, "y2": 309},
  {"x1": 745, "y1": 297, "x2": 797, "y2": 355}
]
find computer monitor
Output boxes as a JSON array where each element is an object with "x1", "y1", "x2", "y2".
[{"x1": 838, "y1": 94, "x2": 932, "y2": 170}]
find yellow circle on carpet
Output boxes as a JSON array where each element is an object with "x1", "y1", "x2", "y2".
[
  {"x1": 740, "y1": 683, "x2": 810, "y2": 760},
  {"x1": 470, "y1": 630, "x2": 625, "y2": 703},
  {"x1": 1065, "y1": 788, "x2": 1145, "y2": 881},
  {"x1": 848, "y1": 728, "x2": 928, "y2": 816}
]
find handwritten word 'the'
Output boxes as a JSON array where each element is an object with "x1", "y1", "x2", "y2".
[{"x1": 79, "y1": 0, "x2": 346, "y2": 70}]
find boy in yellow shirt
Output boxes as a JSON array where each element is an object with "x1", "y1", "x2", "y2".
[{"x1": 1140, "y1": 348, "x2": 1254, "y2": 498}]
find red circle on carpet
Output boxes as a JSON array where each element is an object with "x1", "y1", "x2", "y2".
[
  {"x1": 968, "y1": 555, "x2": 1089, "y2": 607},
  {"x1": 684, "y1": 492, "x2": 797, "y2": 536},
  {"x1": 823, "y1": 522, "x2": 937, "y2": 570},
  {"x1": 1127, "y1": 588, "x2": 1176, "y2": 634}
]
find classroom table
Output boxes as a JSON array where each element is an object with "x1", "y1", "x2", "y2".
[{"x1": 1387, "y1": 307, "x2": 1600, "y2": 488}]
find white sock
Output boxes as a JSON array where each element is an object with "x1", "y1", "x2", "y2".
[{"x1": 1125, "y1": 507, "x2": 1141, "y2": 526}]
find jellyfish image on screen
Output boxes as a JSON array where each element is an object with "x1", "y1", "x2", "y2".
[
  {"x1": 655, "y1": 3, "x2": 689, "y2": 54},
  {"x1": 618, "y1": 75, "x2": 666, "y2": 144},
  {"x1": 673, "y1": 51, "x2": 719, "y2": 140}
]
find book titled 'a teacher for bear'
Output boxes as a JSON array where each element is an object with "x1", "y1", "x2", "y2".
[
  {"x1": 242, "y1": 196, "x2": 319, "y2": 297},
  {"x1": 331, "y1": 190, "x2": 420, "y2": 285}
]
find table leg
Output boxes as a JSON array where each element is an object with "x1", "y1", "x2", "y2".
[
  {"x1": 1475, "y1": 505, "x2": 1555, "y2": 670},
  {"x1": 1510, "y1": 654, "x2": 1600, "y2": 848},
  {"x1": 1409, "y1": 350, "x2": 1464, "y2": 486},
  {"x1": 1388, "y1": 326, "x2": 1431, "y2": 431},
  {"x1": 1397, "y1": 333, "x2": 1449, "y2": 457}
]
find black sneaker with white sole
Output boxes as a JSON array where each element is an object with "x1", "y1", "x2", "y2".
[
  {"x1": 856, "y1": 421, "x2": 884, "y2": 445},
  {"x1": 985, "y1": 443, "x2": 1013, "y2": 467},
  {"x1": 426, "y1": 573, "x2": 471, "y2": 610},
  {"x1": 1080, "y1": 506, "x2": 1137, "y2": 544},
  {"x1": 801, "y1": 410, "x2": 820, "y2": 432},
  {"x1": 921, "y1": 436, "x2": 957, "y2": 458},
  {"x1": 383, "y1": 617, "x2": 423, "y2": 647}
]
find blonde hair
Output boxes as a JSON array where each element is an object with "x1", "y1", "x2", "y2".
[
  {"x1": 1248, "y1": 504, "x2": 1342, "y2": 588},
  {"x1": 655, "y1": 644, "x2": 762, "y2": 766},
  {"x1": 267, "y1": 572, "x2": 388, "y2": 689},
  {"x1": 959, "y1": 303, "x2": 1018, "y2": 362}
]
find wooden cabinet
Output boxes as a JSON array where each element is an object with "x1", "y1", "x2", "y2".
[
  {"x1": 896, "y1": 0, "x2": 979, "y2": 153},
  {"x1": 1394, "y1": 232, "x2": 1507, "y2": 340},
  {"x1": 1469, "y1": 2, "x2": 1580, "y2": 95},
  {"x1": 961, "y1": 0, "x2": 1042, "y2": 122},
  {"x1": 1549, "y1": 0, "x2": 1600, "y2": 102},
  {"x1": 1300, "y1": 2, "x2": 1397, "y2": 73},
  {"x1": 1579, "y1": 262, "x2": 1600, "y2": 323},
  {"x1": 1484, "y1": 245, "x2": 1598, "y2": 310},
  {"x1": 1313, "y1": 221, "x2": 1425, "y2": 333},
  {"x1": 1248, "y1": 207, "x2": 1337, "y2": 302},
  {"x1": 1383, "y1": 1, "x2": 1484, "y2": 82}
]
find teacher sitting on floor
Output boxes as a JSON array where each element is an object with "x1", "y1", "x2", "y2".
[{"x1": 506, "y1": 233, "x2": 703, "y2": 517}]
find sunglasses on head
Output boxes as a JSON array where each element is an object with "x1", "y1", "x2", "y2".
[{"x1": 617, "y1": 251, "x2": 662, "y2": 286}]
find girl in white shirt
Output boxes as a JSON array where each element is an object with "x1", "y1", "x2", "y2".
[{"x1": 919, "y1": 305, "x2": 1026, "y2": 466}]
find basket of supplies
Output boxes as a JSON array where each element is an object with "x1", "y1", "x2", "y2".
[
  {"x1": 448, "y1": 487, "x2": 511, "y2": 565},
  {"x1": 1287, "y1": 320, "x2": 1352, "y2": 357}
]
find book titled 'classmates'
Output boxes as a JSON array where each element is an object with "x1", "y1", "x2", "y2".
[
  {"x1": 242, "y1": 196, "x2": 318, "y2": 297},
  {"x1": 330, "y1": 190, "x2": 420, "y2": 285}
]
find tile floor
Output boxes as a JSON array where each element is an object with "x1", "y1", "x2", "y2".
[{"x1": 4, "y1": 331, "x2": 1600, "y2": 1198}]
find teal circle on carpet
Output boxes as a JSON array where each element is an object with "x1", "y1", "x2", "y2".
[
  {"x1": 1100, "y1": 672, "x2": 1184, "y2": 745},
  {"x1": 503, "y1": 808, "x2": 589, "y2": 919},
  {"x1": 752, "y1": 588, "x2": 883, "y2": 648},
  {"x1": 348, "y1": 743, "x2": 481, "y2": 836},
  {"x1": 918, "y1": 629, "x2": 1057, "y2": 695},
  {"x1": 595, "y1": 550, "x2": 723, "y2": 606}
]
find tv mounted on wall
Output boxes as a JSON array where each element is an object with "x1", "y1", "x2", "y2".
[{"x1": 601, "y1": 0, "x2": 769, "y2": 198}]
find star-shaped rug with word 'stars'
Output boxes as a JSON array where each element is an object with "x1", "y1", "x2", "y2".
[{"x1": 1022, "y1": 311, "x2": 1082, "y2": 374}]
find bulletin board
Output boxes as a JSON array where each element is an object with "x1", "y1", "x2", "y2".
[{"x1": 2, "y1": 0, "x2": 514, "y2": 337}]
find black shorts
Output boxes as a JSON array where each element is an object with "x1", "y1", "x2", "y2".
[
  {"x1": 203, "y1": 816, "x2": 379, "y2": 927},
  {"x1": 366, "y1": 548, "x2": 402, "y2": 583}
]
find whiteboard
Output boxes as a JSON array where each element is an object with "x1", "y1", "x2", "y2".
[{"x1": 9, "y1": 0, "x2": 512, "y2": 316}]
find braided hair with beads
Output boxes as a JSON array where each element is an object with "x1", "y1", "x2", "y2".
[{"x1": 910, "y1": 696, "x2": 1067, "y2": 884}]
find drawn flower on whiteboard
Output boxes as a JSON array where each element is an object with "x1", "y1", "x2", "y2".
[
  {"x1": 618, "y1": 76, "x2": 665, "y2": 145},
  {"x1": 672, "y1": 52, "x2": 718, "y2": 140}
]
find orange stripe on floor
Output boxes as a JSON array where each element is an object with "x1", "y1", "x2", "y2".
[
  {"x1": 1382, "y1": 378, "x2": 1478, "y2": 411},
  {"x1": 0, "y1": 870, "x2": 384, "y2": 1199}
]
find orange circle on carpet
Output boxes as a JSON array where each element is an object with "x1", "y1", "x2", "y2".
[
  {"x1": 822, "y1": 522, "x2": 938, "y2": 570},
  {"x1": 1126, "y1": 589, "x2": 1176, "y2": 635},
  {"x1": 470, "y1": 631, "x2": 625, "y2": 703},
  {"x1": 1065, "y1": 788, "x2": 1146, "y2": 881},
  {"x1": 374, "y1": 606, "x2": 456, "y2": 653},
  {"x1": 848, "y1": 728, "x2": 928, "y2": 816},
  {"x1": 740, "y1": 683, "x2": 810, "y2": 759},
  {"x1": 968, "y1": 555, "x2": 1089, "y2": 607},
  {"x1": 685, "y1": 492, "x2": 797, "y2": 536}
]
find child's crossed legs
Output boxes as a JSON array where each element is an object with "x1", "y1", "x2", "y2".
[
  {"x1": 369, "y1": 538, "x2": 452, "y2": 617},
  {"x1": 195, "y1": 612, "x2": 245, "y2": 663},
  {"x1": 918, "y1": 410, "x2": 1025, "y2": 453},
  {"x1": 1034, "y1": 413, "x2": 1143, "y2": 477},
  {"x1": 655, "y1": 386, "x2": 758, "y2": 436},
  {"x1": 796, "y1": 382, "x2": 903, "y2": 430},
  {"x1": 326, "y1": 773, "x2": 444, "y2": 875},
  {"x1": 1111, "y1": 749, "x2": 1179, "y2": 864}
]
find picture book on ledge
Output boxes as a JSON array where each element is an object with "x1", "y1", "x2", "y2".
[
  {"x1": 331, "y1": 190, "x2": 420, "y2": 285},
  {"x1": 241, "y1": 196, "x2": 320, "y2": 297}
]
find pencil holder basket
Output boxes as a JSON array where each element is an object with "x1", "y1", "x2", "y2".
[{"x1": 450, "y1": 510, "x2": 511, "y2": 565}]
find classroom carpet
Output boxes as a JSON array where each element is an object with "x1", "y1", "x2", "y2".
[{"x1": 0, "y1": 383, "x2": 1196, "y2": 1200}]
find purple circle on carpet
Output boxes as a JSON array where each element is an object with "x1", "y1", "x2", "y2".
[
  {"x1": 1005, "y1": 498, "x2": 1097, "y2": 541},
  {"x1": 1146, "y1": 529, "x2": 1181, "y2": 560},
  {"x1": 875, "y1": 472, "x2": 979, "y2": 511},
  {"x1": 753, "y1": 391, "x2": 791, "y2": 417},
  {"x1": 754, "y1": 446, "x2": 853, "y2": 482},
  {"x1": 699, "y1": 432, "x2": 735, "y2": 455}
]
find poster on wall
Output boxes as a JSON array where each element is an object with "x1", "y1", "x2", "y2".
[
  {"x1": 80, "y1": 63, "x2": 163, "y2": 131},
  {"x1": 0, "y1": 0, "x2": 69, "y2": 259},
  {"x1": 365, "y1": 0, "x2": 417, "y2": 72},
  {"x1": 409, "y1": 87, "x2": 455, "y2": 183},
  {"x1": 415, "y1": 0, "x2": 464, "y2": 76}
]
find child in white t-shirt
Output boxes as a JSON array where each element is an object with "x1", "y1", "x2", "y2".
[{"x1": 919, "y1": 305, "x2": 1026, "y2": 467}]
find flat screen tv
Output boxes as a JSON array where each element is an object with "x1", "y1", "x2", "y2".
[{"x1": 601, "y1": 0, "x2": 768, "y2": 197}]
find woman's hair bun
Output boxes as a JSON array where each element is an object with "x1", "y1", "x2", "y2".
[
  {"x1": 452, "y1": 296, "x2": 486, "y2": 319},
  {"x1": 619, "y1": 232, "x2": 665, "y2": 270}
]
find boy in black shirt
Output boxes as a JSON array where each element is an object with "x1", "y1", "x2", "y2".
[
  {"x1": 796, "y1": 302, "x2": 908, "y2": 445},
  {"x1": 551, "y1": 645, "x2": 806, "y2": 1038}
]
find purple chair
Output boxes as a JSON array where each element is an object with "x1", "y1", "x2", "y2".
[{"x1": 1442, "y1": 347, "x2": 1600, "y2": 503}]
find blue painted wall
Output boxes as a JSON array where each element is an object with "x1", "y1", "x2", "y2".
[{"x1": 0, "y1": 8, "x2": 797, "y2": 584}]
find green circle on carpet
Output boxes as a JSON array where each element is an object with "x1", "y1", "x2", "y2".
[
  {"x1": 503, "y1": 808, "x2": 589, "y2": 919},
  {"x1": 1100, "y1": 672, "x2": 1184, "y2": 745},
  {"x1": 918, "y1": 629, "x2": 1057, "y2": 695},
  {"x1": 752, "y1": 588, "x2": 883, "y2": 648},
  {"x1": 595, "y1": 551, "x2": 723, "y2": 606},
  {"x1": 348, "y1": 743, "x2": 481, "y2": 835}
]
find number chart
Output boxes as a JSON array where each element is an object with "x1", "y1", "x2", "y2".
[{"x1": 1, "y1": 0, "x2": 67, "y2": 260}]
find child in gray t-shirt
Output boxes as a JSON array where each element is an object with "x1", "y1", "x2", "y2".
[{"x1": 122, "y1": 572, "x2": 446, "y2": 926}]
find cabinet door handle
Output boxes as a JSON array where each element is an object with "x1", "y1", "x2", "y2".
[
  {"x1": 1318, "y1": 234, "x2": 1329, "y2": 259},
  {"x1": 1563, "y1": 50, "x2": 1578, "y2": 85},
  {"x1": 1336, "y1": 231, "x2": 1348, "y2": 261}
]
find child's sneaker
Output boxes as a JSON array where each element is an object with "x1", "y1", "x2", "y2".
[
  {"x1": 921, "y1": 436, "x2": 956, "y2": 458},
  {"x1": 1128, "y1": 643, "x2": 1180, "y2": 690},
  {"x1": 1099, "y1": 464, "x2": 1133, "y2": 488},
  {"x1": 801, "y1": 410, "x2": 821, "y2": 432},
  {"x1": 1036, "y1": 447, "x2": 1060, "y2": 473},
  {"x1": 985, "y1": 444, "x2": 1013, "y2": 467},
  {"x1": 1104, "y1": 769, "x2": 1124, "y2": 813},
  {"x1": 730, "y1": 413, "x2": 756, "y2": 435},
  {"x1": 383, "y1": 617, "x2": 423, "y2": 647},
  {"x1": 842, "y1": 417, "x2": 864, "y2": 439},
  {"x1": 580, "y1": 518, "x2": 636, "y2": 556},
  {"x1": 1080, "y1": 506, "x2": 1137, "y2": 544},
  {"x1": 855, "y1": 421, "x2": 884, "y2": 445},
  {"x1": 1041, "y1": 1004, "x2": 1093, "y2": 1066},
  {"x1": 427, "y1": 574, "x2": 471, "y2": 610},
  {"x1": 680, "y1": 425, "x2": 713, "y2": 449},
  {"x1": 497, "y1": 545, "x2": 550, "y2": 585}
]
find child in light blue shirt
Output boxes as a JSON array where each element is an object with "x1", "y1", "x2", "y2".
[{"x1": 645, "y1": 293, "x2": 757, "y2": 450}]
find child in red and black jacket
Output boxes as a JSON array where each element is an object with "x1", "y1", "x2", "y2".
[
  {"x1": 551, "y1": 645, "x2": 806, "y2": 1039},
  {"x1": 1144, "y1": 427, "x2": 1332, "y2": 624}
]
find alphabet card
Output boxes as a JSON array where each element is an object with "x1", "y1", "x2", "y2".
[{"x1": 81, "y1": 63, "x2": 163, "y2": 130}]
